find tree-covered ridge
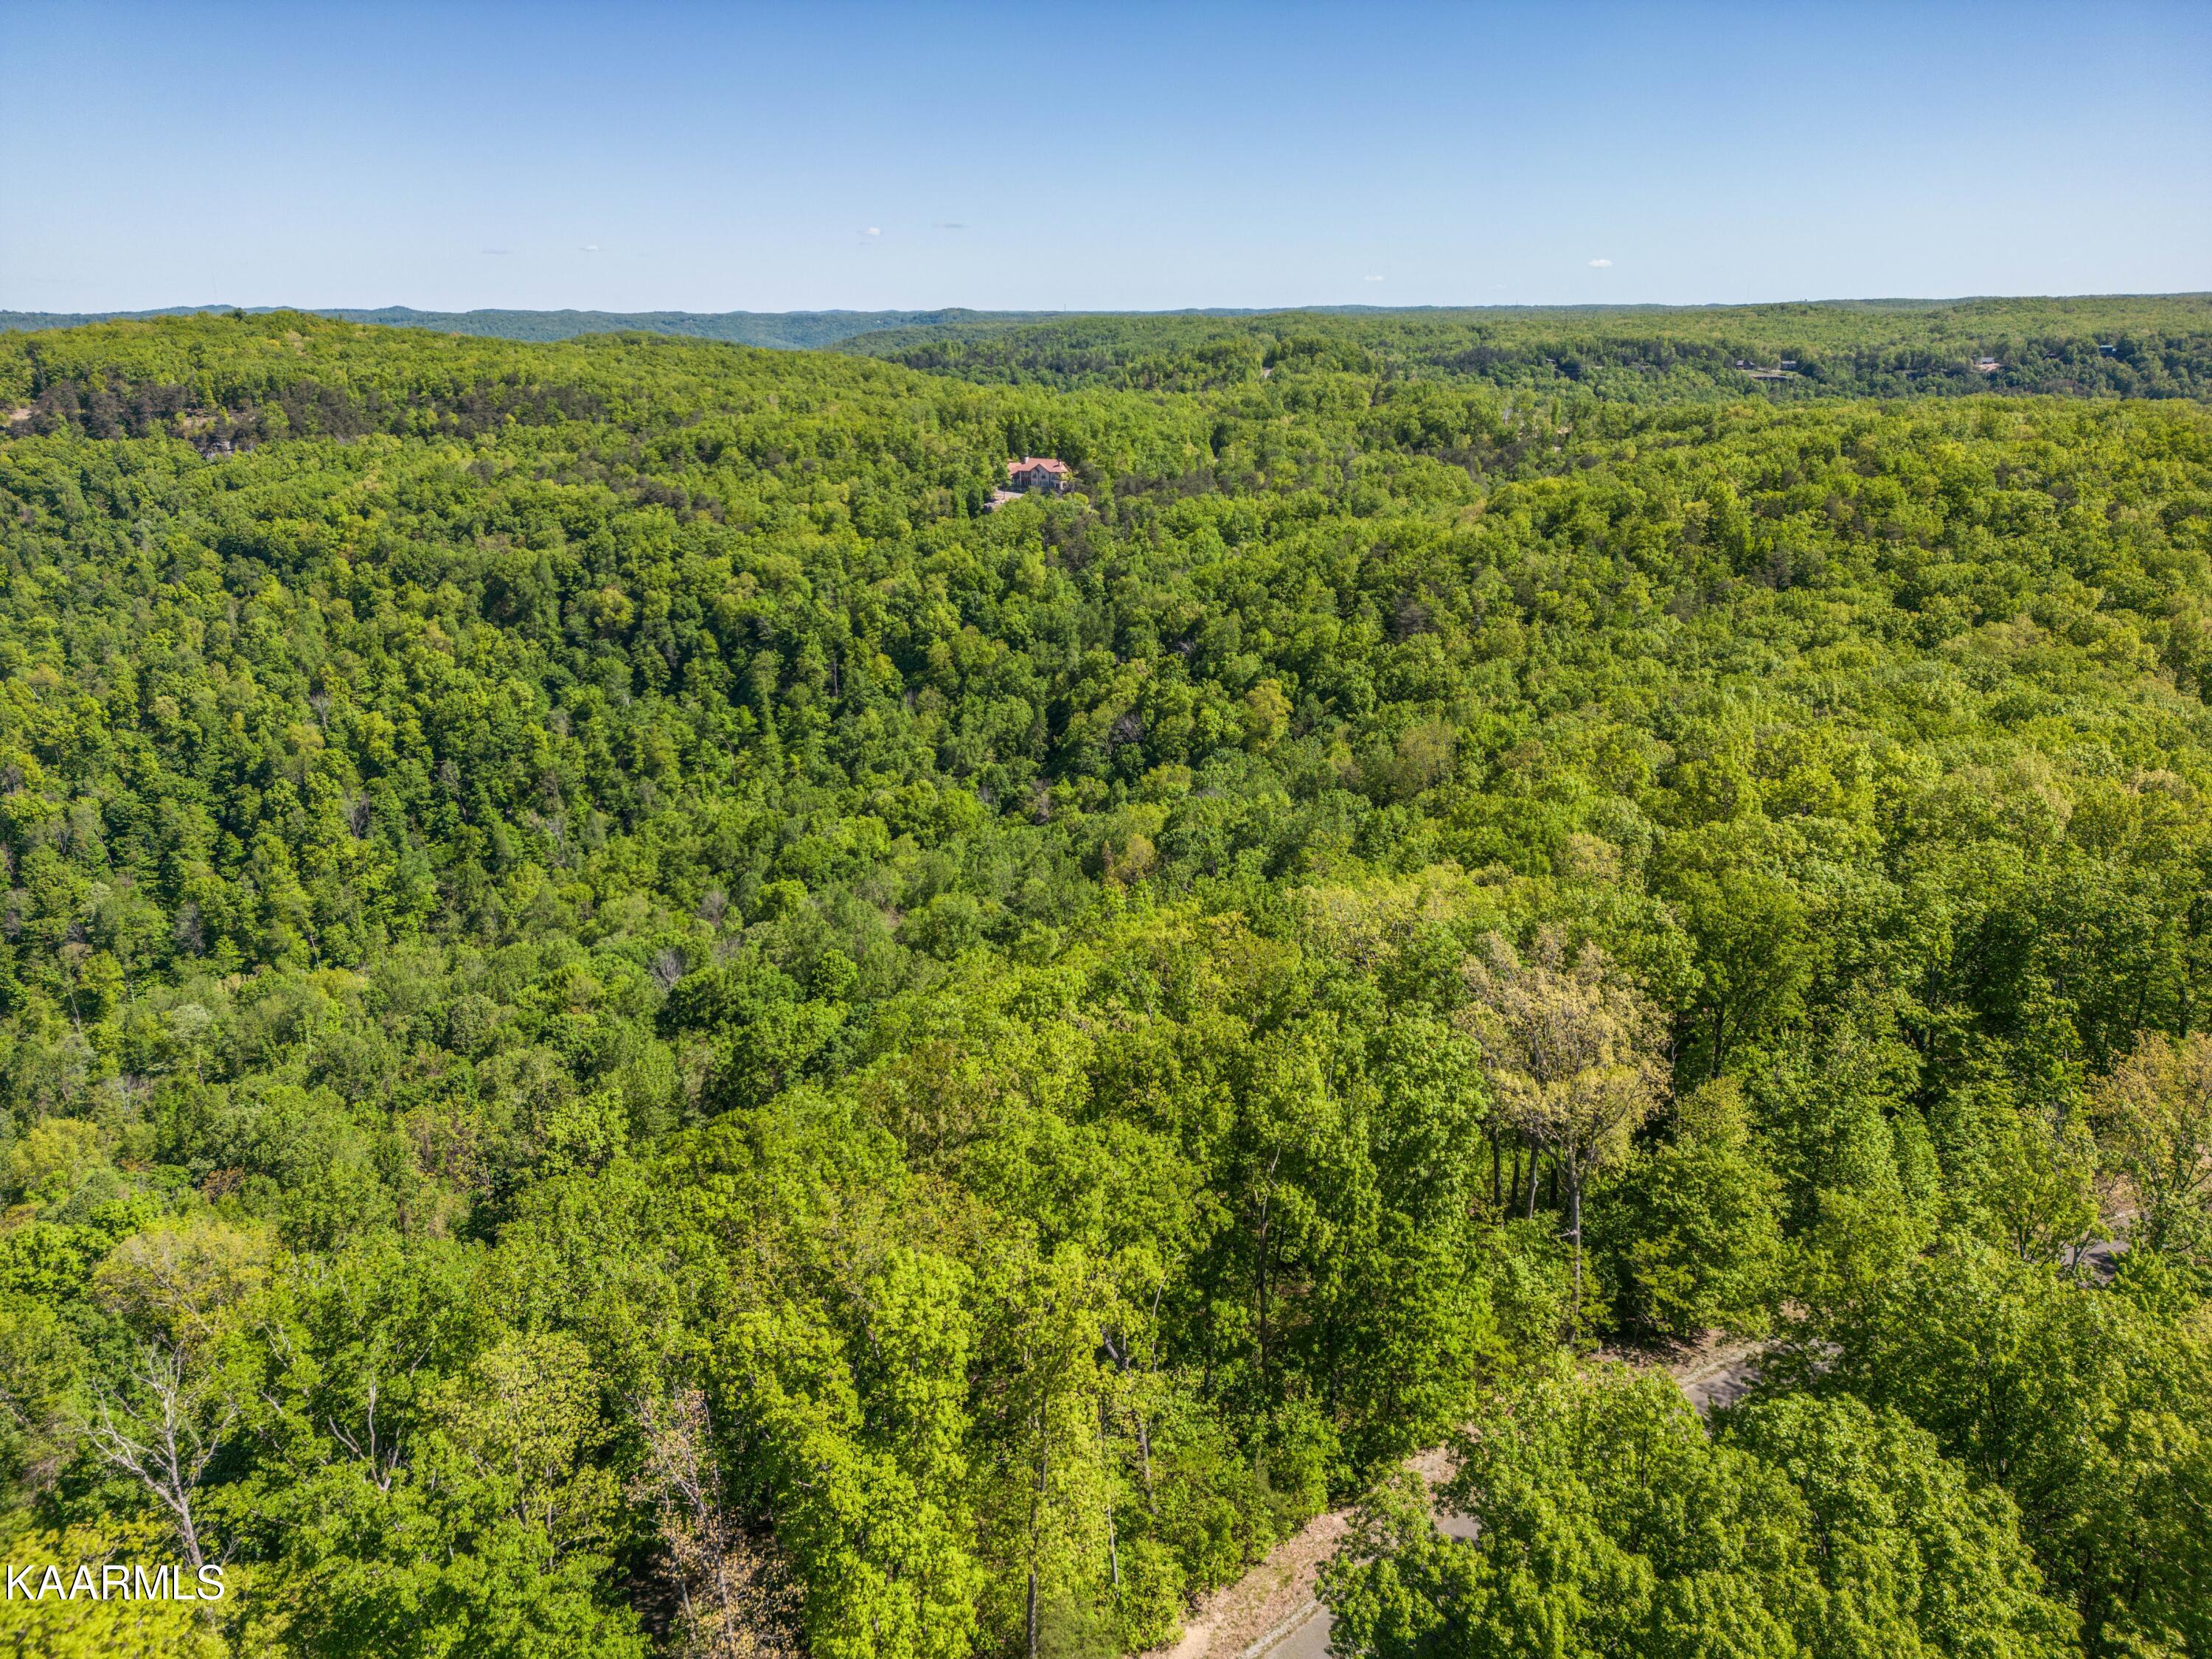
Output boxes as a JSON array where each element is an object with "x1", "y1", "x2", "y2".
[
  {"x1": 0, "y1": 307, "x2": 1071, "y2": 349},
  {"x1": 848, "y1": 293, "x2": 2212, "y2": 403},
  {"x1": 0, "y1": 313, "x2": 2209, "y2": 1658},
  {"x1": 12, "y1": 293, "x2": 2209, "y2": 403}
]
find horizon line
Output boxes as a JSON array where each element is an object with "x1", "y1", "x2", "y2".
[{"x1": 7, "y1": 291, "x2": 2212, "y2": 325}]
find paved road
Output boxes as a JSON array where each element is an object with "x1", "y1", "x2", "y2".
[
  {"x1": 1190, "y1": 1257, "x2": 2138, "y2": 1659},
  {"x1": 1252, "y1": 1510, "x2": 1481, "y2": 1659},
  {"x1": 1161, "y1": 1338, "x2": 1770, "y2": 1659},
  {"x1": 1164, "y1": 1224, "x2": 2143, "y2": 1659},
  {"x1": 1251, "y1": 1599, "x2": 1331, "y2": 1659},
  {"x1": 2073, "y1": 1234, "x2": 2129, "y2": 1281},
  {"x1": 1674, "y1": 1340, "x2": 1765, "y2": 1414}
]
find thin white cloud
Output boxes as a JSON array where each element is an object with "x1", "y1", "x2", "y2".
[
  {"x1": 1363, "y1": 274, "x2": 1385, "y2": 282},
  {"x1": 1588, "y1": 257, "x2": 1613, "y2": 268},
  {"x1": 863, "y1": 226, "x2": 882, "y2": 237},
  {"x1": 933, "y1": 220, "x2": 966, "y2": 231},
  {"x1": 580, "y1": 243, "x2": 601, "y2": 252}
]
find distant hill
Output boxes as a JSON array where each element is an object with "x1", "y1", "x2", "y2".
[
  {"x1": 0, "y1": 305, "x2": 1069, "y2": 348},
  {"x1": 840, "y1": 293, "x2": 2212, "y2": 402},
  {"x1": 7, "y1": 298, "x2": 2207, "y2": 405},
  {"x1": 0, "y1": 301, "x2": 1824, "y2": 347}
]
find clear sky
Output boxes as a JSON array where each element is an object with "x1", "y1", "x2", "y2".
[{"x1": 4, "y1": 0, "x2": 2207, "y2": 313}]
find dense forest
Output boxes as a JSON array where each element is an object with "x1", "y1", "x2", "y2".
[
  {"x1": 14, "y1": 294, "x2": 2208, "y2": 393},
  {"x1": 0, "y1": 308, "x2": 1065, "y2": 351},
  {"x1": 0, "y1": 306, "x2": 2209, "y2": 1658},
  {"x1": 848, "y1": 294, "x2": 2212, "y2": 403}
]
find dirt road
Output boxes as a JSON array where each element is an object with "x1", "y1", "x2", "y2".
[{"x1": 1147, "y1": 1338, "x2": 1767, "y2": 1659}]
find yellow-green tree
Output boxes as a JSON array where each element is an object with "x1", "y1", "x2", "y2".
[{"x1": 1464, "y1": 933, "x2": 1664, "y2": 1326}]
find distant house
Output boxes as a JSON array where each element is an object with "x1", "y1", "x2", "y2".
[
  {"x1": 1974, "y1": 357, "x2": 2000, "y2": 374},
  {"x1": 1006, "y1": 456, "x2": 1072, "y2": 494}
]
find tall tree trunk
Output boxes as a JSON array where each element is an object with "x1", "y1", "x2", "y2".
[
  {"x1": 1027, "y1": 1387, "x2": 1046, "y2": 1659},
  {"x1": 1254, "y1": 1147, "x2": 1281, "y2": 1394},
  {"x1": 173, "y1": 1497, "x2": 204, "y2": 1578},
  {"x1": 1566, "y1": 1160, "x2": 1584, "y2": 1328},
  {"x1": 1135, "y1": 1413, "x2": 1156, "y2": 1512}
]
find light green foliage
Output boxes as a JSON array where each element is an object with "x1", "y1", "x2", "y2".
[
  {"x1": 0, "y1": 307, "x2": 2208, "y2": 1654},
  {"x1": 1593, "y1": 1079, "x2": 1785, "y2": 1340},
  {"x1": 0, "y1": 1517, "x2": 237, "y2": 1655},
  {"x1": 1321, "y1": 1359, "x2": 2076, "y2": 1659},
  {"x1": 2093, "y1": 1032, "x2": 2212, "y2": 1262},
  {"x1": 729, "y1": 1249, "x2": 981, "y2": 1659},
  {"x1": 1781, "y1": 1242, "x2": 2212, "y2": 1656}
]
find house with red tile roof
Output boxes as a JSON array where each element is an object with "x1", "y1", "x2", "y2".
[{"x1": 1006, "y1": 456, "x2": 1071, "y2": 493}]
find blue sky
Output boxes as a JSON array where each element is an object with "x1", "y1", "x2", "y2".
[{"x1": 3, "y1": 0, "x2": 2207, "y2": 312}]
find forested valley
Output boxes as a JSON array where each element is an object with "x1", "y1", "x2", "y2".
[{"x1": 1, "y1": 305, "x2": 2210, "y2": 1658}]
